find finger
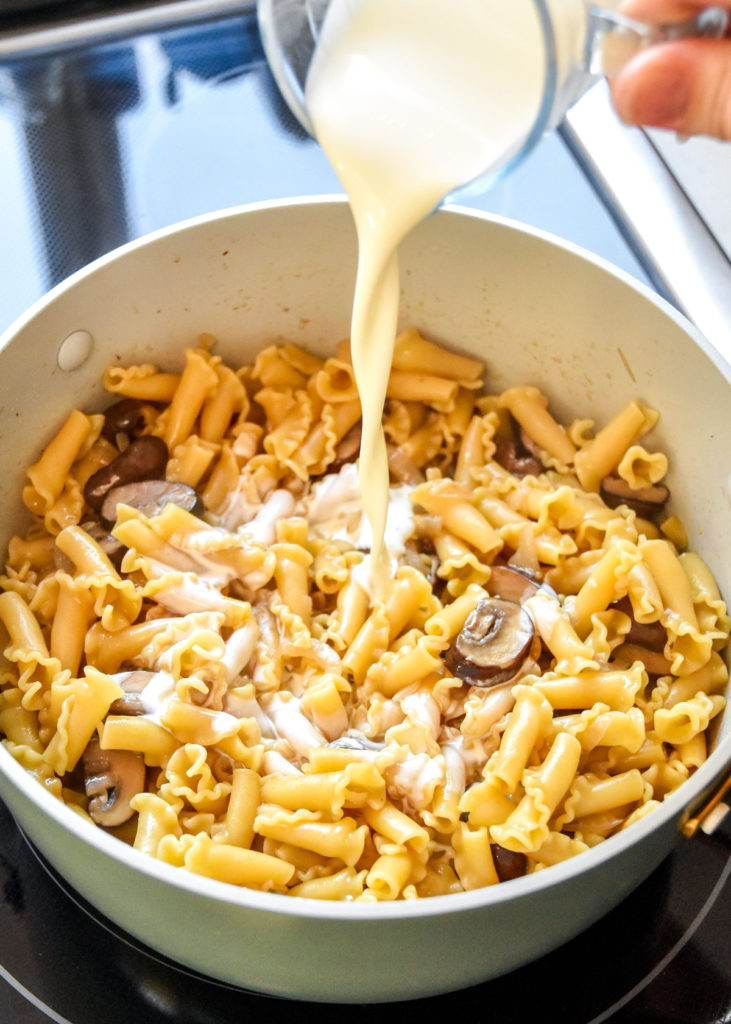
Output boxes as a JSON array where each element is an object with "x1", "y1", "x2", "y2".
[
  {"x1": 619, "y1": 0, "x2": 731, "y2": 18},
  {"x1": 610, "y1": 39, "x2": 731, "y2": 140}
]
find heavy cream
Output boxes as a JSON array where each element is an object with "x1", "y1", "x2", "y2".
[
  {"x1": 305, "y1": 0, "x2": 587, "y2": 586},
  {"x1": 301, "y1": 462, "x2": 415, "y2": 580}
]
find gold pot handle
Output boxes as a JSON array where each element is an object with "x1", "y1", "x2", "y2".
[{"x1": 682, "y1": 771, "x2": 731, "y2": 845}]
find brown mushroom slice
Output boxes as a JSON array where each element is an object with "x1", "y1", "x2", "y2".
[
  {"x1": 445, "y1": 597, "x2": 535, "y2": 686},
  {"x1": 101, "y1": 479, "x2": 203, "y2": 525},
  {"x1": 493, "y1": 436, "x2": 542, "y2": 478},
  {"x1": 485, "y1": 564, "x2": 557, "y2": 604},
  {"x1": 612, "y1": 642, "x2": 671, "y2": 676},
  {"x1": 387, "y1": 444, "x2": 425, "y2": 485},
  {"x1": 626, "y1": 618, "x2": 667, "y2": 651},
  {"x1": 327, "y1": 423, "x2": 362, "y2": 474},
  {"x1": 80, "y1": 521, "x2": 126, "y2": 570},
  {"x1": 612, "y1": 596, "x2": 666, "y2": 652},
  {"x1": 413, "y1": 513, "x2": 441, "y2": 536},
  {"x1": 600, "y1": 475, "x2": 669, "y2": 517},
  {"x1": 108, "y1": 669, "x2": 155, "y2": 716},
  {"x1": 491, "y1": 843, "x2": 527, "y2": 882},
  {"x1": 82, "y1": 736, "x2": 145, "y2": 827},
  {"x1": 518, "y1": 427, "x2": 546, "y2": 466},
  {"x1": 401, "y1": 541, "x2": 439, "y2": 585},
  {"x1": 101, "y1": 398, "x2": 153, "y2": 445},
  {"x1": 52, "y1": 545, "x2": 76, "y2": 574},
  {"x1": 84, "y1": 435, "x2": 169, "y2": 511}
]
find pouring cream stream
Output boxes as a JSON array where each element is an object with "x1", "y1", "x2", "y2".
[{"x1": 305, "y1": 0, "x2": 586, "y2": 588}]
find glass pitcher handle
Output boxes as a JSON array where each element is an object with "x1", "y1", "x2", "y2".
[{"x1": 586, "y1": 4, "x2": 730, "y2": 78}]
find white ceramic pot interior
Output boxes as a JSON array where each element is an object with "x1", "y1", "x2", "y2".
[{"x1": 0, "y1": 198, "x2": 728, "y2": 1002}]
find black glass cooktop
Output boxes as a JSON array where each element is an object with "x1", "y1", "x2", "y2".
[
  {"x1": 0, "y1": 3, "x2": 651, "y2": 335},
  {"x1": 0, "y1": 5, "x2": 729, "y2": 1021}
]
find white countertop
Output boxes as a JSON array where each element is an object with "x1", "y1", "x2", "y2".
[{"x1": 649, "y1": 130, "x2": 731, "y2": 264}]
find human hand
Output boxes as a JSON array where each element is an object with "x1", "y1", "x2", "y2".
[{"x1": 609, "y1": 1, "x2": 731, "y2": 140}]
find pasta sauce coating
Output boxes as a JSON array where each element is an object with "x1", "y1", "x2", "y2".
[{"x1": 0, "y1": 330, "x2": 727, "y2": 900}]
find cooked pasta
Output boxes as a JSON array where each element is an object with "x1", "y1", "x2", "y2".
[{"x1": 0, "y1": 328, "x2": 727, "y2": 902}]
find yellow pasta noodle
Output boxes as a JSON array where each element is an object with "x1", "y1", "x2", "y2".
[
  {"x1": 499, "y1": 386, "x2": 576, "y2": 465},
  {"x1": 184, "y1": 833, "x2": 295, "y2": 890},
  {"x1": 574, "y1": 400, "x2": 659, "y2": 492},
  {"x1": 490, "y1": 732, "x2": 582, "y2": 853}
]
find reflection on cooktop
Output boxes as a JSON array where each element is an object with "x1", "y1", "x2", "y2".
[
  {"x1": 0, "y1": 797, "x2": 727, "y2": 1023},
  {"x1": 0, "y1": 8, "x2": 649, "y2": 334}
]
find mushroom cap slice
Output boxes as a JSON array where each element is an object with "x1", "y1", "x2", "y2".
[
  {"x1": 518, "y1": 427, "x2": 546, "y2": 466},
  {"x1": 80, "y1": 521, "x2": 125, "y2": 569},
  {"x1": 485, "y1": 564, "x2": 556, "y2": 604},
  {"x1": 387, "y1": 444, "x2": 425, "y2": 485},
  {"x1": 83, "y1": 737, "x2": 146, "y2": 827},
  {"x1": 101, "y1": 397, "x2": 151, "y2": 444},
  {"x1": 612, "y1": 596, "x2": 667, "y2": 652},
  {"x1": 493, "y1": 436, "x2": 542, "y2": 478},
  {"x1": 600, "y1": 475, "x2": 669, "y2": 518},
  {"x1": 445, "y1": 597, "x2": 535, "y2": 686},
  {"x1": 84, "y1": 435, "x2": 169, "y2": 511},
  {"x1": 328, "y1": 423, "x2": 361, "y2": 473},
  {"x1": 101, "y1": 479, "x2": 203, "y2": 524},
  {"x1": 108, "y1": 669, "x2": 155, "y2": 716},
  {"x1": 491, "y1": 843, "x2": 527, "y2": 882}
]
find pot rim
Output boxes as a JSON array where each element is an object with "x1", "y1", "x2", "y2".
[
  {"x1": 3, "y1": 193, "x2": 730, "y2": 379},
  {"x1": 0, "y1": 195, "x2": 729, "y2": 923}
]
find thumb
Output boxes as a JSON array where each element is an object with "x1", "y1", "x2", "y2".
[{"x1": 610, "y1": 38, "x2": 731, "y2": 140}]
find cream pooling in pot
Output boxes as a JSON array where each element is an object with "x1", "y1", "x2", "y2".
[{"x1": 305, "y1": 0, "x2": 585, "y2": 583}]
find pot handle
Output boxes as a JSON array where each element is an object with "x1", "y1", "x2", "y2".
[{"x1": 682, "y1": 772, "x2": 731, "y2": 848}]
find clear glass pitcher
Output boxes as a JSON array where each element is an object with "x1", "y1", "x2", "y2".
[{"x1": 258, "y1": 0, "x2": 729, "y2": 191}]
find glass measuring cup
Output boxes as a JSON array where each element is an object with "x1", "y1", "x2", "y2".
[{"x1": 258, "y1": 0, "x2": 730, "y2": 193}]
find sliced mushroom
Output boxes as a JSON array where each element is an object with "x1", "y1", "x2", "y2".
[
  {"x1": 82, "y1": 736, "x2": 145, "y2": 827},
  {"x1": 491, "y1": 843, "x2": 527, "y2": 882},
  {"x1": 101, "y1": 398, "x2": 153, "y2": 446},
  {"x1": 387, "y1": 444, "x2": 425, "y2": 485},
  {"x1": 328, "y1": 423, "x2": 362, "y2": 474},
  {"x1": 80, "y1": 521, "x2": 126, "y2": 570},
  {"x1": 445, "y1": 597, "x2": 535, "y2": 686},
  {"x1": 612, "y1": 642, "x2": 671, "y2": 676},
  {"x1": 493, "y1": 436, "x2": 542, "y2": 478},
  {"x1": 52, "y1": 545, "x2": 76, "y2": 574},
  {"x1": 108, "y1": 669, "x2": 155, "y2": 716},
  {"x1": 600, "y1": 475, "x2": 669, "y2": 518},
  {"x1": 413, "y1": 513, "x2": 442, "y2": 540},
  {"x1": 518, "y1": 427, "x2": 546, "y2": 466},
  {"x1": 101, "y1": 478, "x2": 203, "y2": 525},
  {"x1": 84, "y1": 435, "x2": 169, "y2": 511},
  {"x1": 401, "y1": 541, "x2": 439, "y2": 585},
  {"x1": 612, "y1": 596, "x2": 666, "y2": 651},
  {"x1": 486, "y1": 564, "x2": 556, "y2": 604}
]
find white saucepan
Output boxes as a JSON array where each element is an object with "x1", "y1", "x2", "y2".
[{"x1": 0, "y1": 198, "x2": 728, "y2": 1003}]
